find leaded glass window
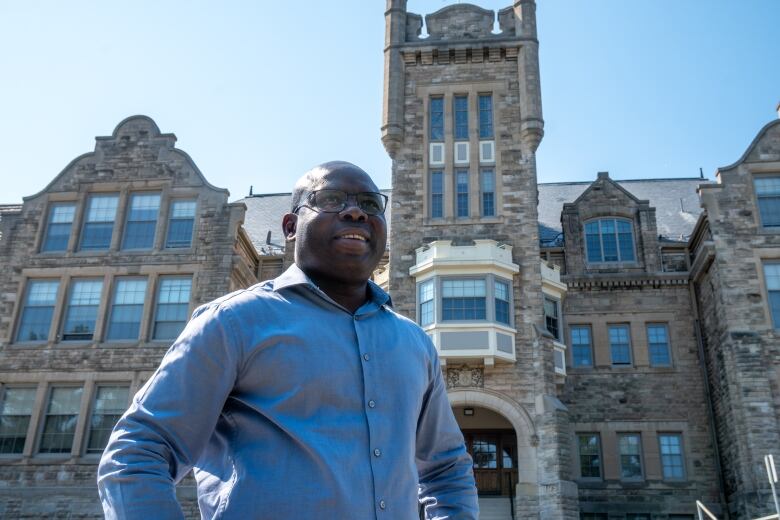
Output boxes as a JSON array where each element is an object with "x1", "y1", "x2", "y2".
[{"x1": 16, "y1": 280, "x2": 59, "y2": 342}]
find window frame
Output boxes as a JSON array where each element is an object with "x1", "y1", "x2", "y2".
[
  {"x1": 608, "y1": 323, "x2": 633, "y2": 366},
  {"x1": 60, "y1": 278, "x2": 105, "y2": 342},
  {"x1": 0, "y1": 386, "x2": 38, "y2": 456},
  {"x1": 576, "y1": 432, "x2": 603, "y2": 480},
  {"x1": 455, "y1": 169, "x2": 470, "y2": 218},
  {"x1": 453, "y1": 94, "x2": 469, "y2": 140},
  {"x1": 15, "y1": 279, "x2": 60, "y2": 344},
  {"x1": 105, "y1": 277, "x2": 149, "y2": 342},
  {"x1": 83, "y1": 384, "x2": 130, "y2": 456},
  {"x1": 480, "y1": 168, "x2": 495, "y2": 217},
  {"x1": 478, "y1": 93, "x2": 493, "y2": 139},
  {"x1": 658, "y1": 432, "x2": 686, "y2": 481},
  {"x1": 165, "y1": 198, "x2": 197, "y2": 249},
  {"x1": 429, "y1": 96, "x2": 444, "y2": 142},
  {"x1": 121, "y1": 192, "x2": 161, "y2": 251},
  {"x1": 430, "y1": 170, "x2": 444, "y2": 219},
  {"x1": 617, "y1": 433, "x2": 644, "y2": 481},
  {"x1": 763, "y1": 262, "x2": 780, "y2": 329},
  {"x1": 419, "y1": 279, "x2": 435, "y2": 327},
  {"x1": 584, "y1": 217, "x2": 637, "y2": 265},
  {"x1": 646, "y1": 322, "x2": 672, "y2": 367},
  {"x1": 754, "y1": 175, "x2": 780, "y2": 228},
  {"x1": 35, "y1": 385, "x2": 84, "y2": 456},
  {"x1": 543, "y1": 296, "x2": 561, "y2": 341},
  {"x1": 79, "y1": 193, "x2": 119, "y2": 252},
  {"x1": 415, "y1": 275, "x2": 514, "y2": 327},
  {"x1": 151, "y1": 275, "x2": 193, "y2": 341},
  {"x1": 569, "y1": 325, "x2": 594, "y2": 368},
  {"x1": 40, "y1": 202, "x2": 76, "y2": 253}
]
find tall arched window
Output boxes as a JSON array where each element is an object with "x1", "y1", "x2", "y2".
[{"x1": 584, "y1": 218, "x2": 635, "y2": 263}]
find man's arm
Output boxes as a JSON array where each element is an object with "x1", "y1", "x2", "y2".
[
  {"x1": 97, "y1": 303, "x2": 241, "y2": 520},
  {"x1": 416, "y1": 348, "x2": 479, "y2": 520}
]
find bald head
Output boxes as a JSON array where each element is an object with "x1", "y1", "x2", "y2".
[{"x1": 291, "y1": 161, "x2": 376, "y2": 212}]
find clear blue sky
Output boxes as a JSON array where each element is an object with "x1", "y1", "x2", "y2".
[{"x1": 1, "y1": 1, "x2": 778, "y2": 203}]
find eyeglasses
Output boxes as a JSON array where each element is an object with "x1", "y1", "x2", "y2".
[{"x1": 294, "y1": 189, "x2": 388, "y2": 216}]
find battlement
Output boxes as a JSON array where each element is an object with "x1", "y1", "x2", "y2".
[{"x1": 405, "y1": 4, "x2": 516, "y2": 42}]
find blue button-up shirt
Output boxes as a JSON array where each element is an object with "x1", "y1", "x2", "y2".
[{"x1": 98, "y1": 264, "x2": 478, "y2": 519}]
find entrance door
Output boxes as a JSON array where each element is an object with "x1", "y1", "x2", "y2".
[{"x1": 463, "y1": 430, "x2": 518, "y2": 496}]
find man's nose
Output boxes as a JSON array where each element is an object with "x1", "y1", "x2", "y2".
[{"x1": 339, "y1": 197, "x2": 368, "y2": 221}]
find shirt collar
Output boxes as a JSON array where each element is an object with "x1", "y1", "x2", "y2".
[{"x1": 273, "y1": 263, "x2": 392, "y2": 311}]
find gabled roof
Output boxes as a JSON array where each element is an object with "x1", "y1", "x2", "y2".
[{"x1": 538, "y1": 178, "x2": 705, "y2": 245}]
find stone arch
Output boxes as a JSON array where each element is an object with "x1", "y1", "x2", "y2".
[{"x1": 448, "y1": 388, "x2": 537, "y2": 485}]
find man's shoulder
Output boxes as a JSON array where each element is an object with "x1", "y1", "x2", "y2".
[{"x1": 193, "y1": 280, "x2": 281, "y2": 319}]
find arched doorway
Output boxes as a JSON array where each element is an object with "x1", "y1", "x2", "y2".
[{"x1": 448, "y1": 389, "x2": 537, "y2": 498}]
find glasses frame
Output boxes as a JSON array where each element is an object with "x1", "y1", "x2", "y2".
[{"x1": 294, "y1": 189, "x2": 388, "y2": 216}]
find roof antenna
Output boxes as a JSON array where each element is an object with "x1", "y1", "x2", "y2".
[
  {"x1": 249, "y1": 185, "x2": 254, "y2": 196},
  {"x1": 699, "y1": 168, "x2": 704, "y2": 179}
]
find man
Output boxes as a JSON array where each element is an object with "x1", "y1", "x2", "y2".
[{"x1": 98, "y1": 161, "x2": 478, "y2": 519}]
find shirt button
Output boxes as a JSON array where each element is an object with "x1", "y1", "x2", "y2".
[
  {"x1": 363, "y1": 353, "x2": 370, "y2": 361},
  {"x1": 368, "y1": 400, "x2": 376, "y2": 408},
  {"x1": 379, "y1": 500, "x2": 386, "y2": 510},
  {"x1": 374, "y1": 448, "x2": 382, "y2": 457}
]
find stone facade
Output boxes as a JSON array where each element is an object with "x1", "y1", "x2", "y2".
[{"x1": 0, "y1": 115, "x2": 257, "y2": 517}]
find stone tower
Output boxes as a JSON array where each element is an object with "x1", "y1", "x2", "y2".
[{"x1": 382, "y1": 1, "x2": 577, "y2": 516}]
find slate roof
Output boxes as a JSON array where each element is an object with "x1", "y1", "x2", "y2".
[{"x1": 238, "y1": 178, "x2": 708, "y2": 254}]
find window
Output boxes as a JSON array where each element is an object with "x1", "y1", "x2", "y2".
[
  {"x1": 62, "y1": 279, "x2": 103, "y2": 341},
  {"x1": 577, "y1": 433, "x2": 601, "y2": 478},
  {"x1": 419, "y1": 280, "x2": 434, "y2": 327},
  {"x1": 659, "y1": 433, "x2": 685, "y2": 480},
  {"x1": 609, "y1": 324, "x2": 632, "y2": 365},
  {"x1": 85, "y1": 386, "x2": 129, "y2": 455},
  {"x1": 764, "y1": 263, "x2": 780, "y2": 327},
  {"x1": 755, "y1": 177, "x2": 780, "y2": 227},
  {"x1": 41, "y1": 203, "x2": 75, "y2": 252},
  {"x1": 647, "y1": 323, "x2": 671, "y2": 366},
  {"x1": 165, "y1": 200, "x2": 196, "y2": 249},
  {"x1": 585, "y1": 218, "x2": 635, "y2": 263},
  {"x1": 0, "y1": 387, "x2": 36, "y2": 454},
  {"x1": 80, "y1": 194, "x2": 119, "y2": 251},
  {"x1": 478, "y1": 94, "x2": 493, "y2": 139},
  {"x1": 38, "y1": 387, "x2": 82, "y2": 454},
  {"x1": 454, "y1": 95, "x2": 468, "y2": 140},
  {"x1": 122, "y1": 193, "x2": 160, "y2": 250},
  {"x1": 456, "y1": 170, "x2": 469, "y2": 218},
  {"x1": 544, "y1": 297, "x2": 560, "y2": 340},
  {"x1": 16, "y1": 280, "x2": 59, "y2": 342},
  {"x1": 153, "y1": 277, "x2": 192, "y2": 340},
  {"x1": 495, "y1": 281, "x2": 510, "y2": 325},
  {"x1": 429, "y1": 97, "x2": 444, "y2": 141},
  {"x1": 570, "y1": 326, "x2": 593, "y2": 367},
  {"x1": 481, "y1": 169, "x2": 495, "y2": 217},
  {"x1": 618, "y1": 433, "x2": 643, "y2": 479},
  {"x1": 442, "y1": 279, "x2": 486, "y2": 320},
  {"x1": 430, "y1": 171, "x2": 443, "y2": 219},
  {"x1": 106, "y1": 278, "x2": 147, "y2": 341}
]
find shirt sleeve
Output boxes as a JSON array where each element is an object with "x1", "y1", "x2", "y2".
[
  {"x1": 416, "y1": 342, "x2": 479, "y2": 520},
  {"x1": 97, "y1": 303, "x2": 241, "y2": 520}
]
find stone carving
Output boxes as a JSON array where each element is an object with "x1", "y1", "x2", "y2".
[{"x1": 446, "y1": 365, "x2": 484, "y2": 388}]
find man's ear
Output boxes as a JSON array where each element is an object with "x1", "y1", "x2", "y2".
[{"x1": 282, "y1": 213, "x2": 297, "y2": 240}]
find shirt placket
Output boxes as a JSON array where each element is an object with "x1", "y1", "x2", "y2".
[{"x1": 353, "y1": 308, "x2": 389, "y2": 518}]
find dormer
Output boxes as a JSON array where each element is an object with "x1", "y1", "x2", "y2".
[{"x1": 561, "y1": 172, "x2": 660, "y2": 275}]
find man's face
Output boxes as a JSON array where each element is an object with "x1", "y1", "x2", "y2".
[{"x1": 284, "y1": 164, "x2": 388, "y2": 287}]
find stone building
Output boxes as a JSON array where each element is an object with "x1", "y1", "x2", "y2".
[
  {"x1": 0, "y1": 115, "x2": 258, "y2": 517},
  {"x1": 0, "y1": 1, "x2": 778, "y2": 519}
]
